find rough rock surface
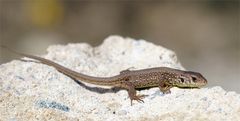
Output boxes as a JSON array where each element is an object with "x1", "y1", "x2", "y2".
[{"x1": 0, "y1": 36, "x2": 239, "y2": 121}]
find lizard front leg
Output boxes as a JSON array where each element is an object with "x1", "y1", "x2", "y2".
[{"x1": 159, "y1": 80, "x2": 173, "y2": 94}]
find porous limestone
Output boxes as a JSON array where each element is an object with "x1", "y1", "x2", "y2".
[{"x1": 0, "y1": 36, "x2": 239, "y2": 121}]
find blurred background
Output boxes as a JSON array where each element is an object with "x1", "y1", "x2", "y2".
[{"x1": 0, "y1": 1, "x2": 239, "y2": 92}]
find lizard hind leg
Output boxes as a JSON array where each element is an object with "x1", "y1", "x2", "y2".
[{"x1": 125, "y1": 83, "x2": 146, "y2": 105}]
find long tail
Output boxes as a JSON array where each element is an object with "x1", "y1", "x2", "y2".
[{"x1": 0, "y1": 45, "x2": 121, "y2": 86}]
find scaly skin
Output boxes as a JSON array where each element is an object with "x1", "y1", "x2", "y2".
[{"x1": 1, "y1": 45, "x2": 208, "y2": 105}]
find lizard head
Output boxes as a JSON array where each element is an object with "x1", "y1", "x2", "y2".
[{"x1": 172, "y1": 71, "x2": 208, "y2": 88}]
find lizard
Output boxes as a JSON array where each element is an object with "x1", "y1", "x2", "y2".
[{"x1": 0, "y1": 45, "x2": 207, "y2": 105}]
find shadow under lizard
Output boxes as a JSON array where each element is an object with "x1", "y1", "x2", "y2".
[{"x1": 1, "y1": 45, "x2": 207, "y2": 105}]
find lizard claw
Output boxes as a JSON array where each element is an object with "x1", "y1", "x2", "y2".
[
  {"x1": 130, "y1": 94, "x2": 147, "y2": 105},
  {"x1": 162, "y1": 90, "x2": 171, "y2": 94}
]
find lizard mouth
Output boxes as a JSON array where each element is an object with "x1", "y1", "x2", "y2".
[
  {"x1": 178, "y1": 86, "x2": 200, "y2": 89},
  {"x1": 175, "y1": 82, "x2": 207, "y2": 88}
]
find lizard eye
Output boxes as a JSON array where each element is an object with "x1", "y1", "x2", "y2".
[
  {"x1": 192, "y1": 76, "x2": 197, "y2": 82},
  {"x1": 180, "y1": 78, "x2": 184, "y2": 83}
]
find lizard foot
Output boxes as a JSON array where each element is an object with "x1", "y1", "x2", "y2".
[
  {"x1": 162, "y1": 90, "x2": 171, "y2": 94},
  {"x1": 130, "y1": 94, "x2": 147, "y2": 105}
]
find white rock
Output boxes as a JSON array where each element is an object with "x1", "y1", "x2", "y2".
[{"x1": 0, "y1": 35, "x2": 239, "y2": 121}]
